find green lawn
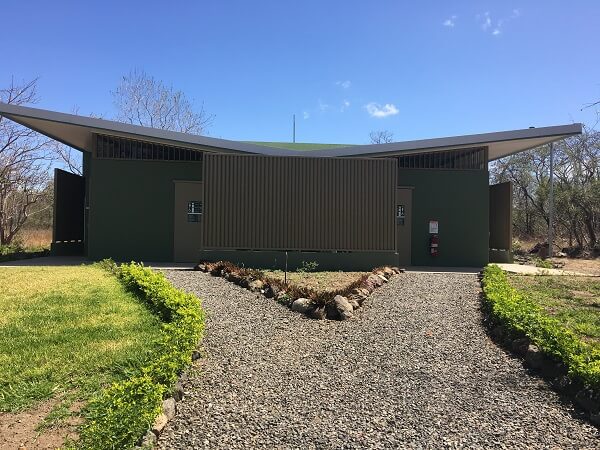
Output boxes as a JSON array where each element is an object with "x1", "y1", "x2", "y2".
[
  {"x1": 0, "y1": 266, "x2": 161, "y2": 414},
  {"x1": 508, "y1": 275, "x2": 600, "y2": 345}
]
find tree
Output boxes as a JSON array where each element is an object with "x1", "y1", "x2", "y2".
[
  {"x1": 0, "y1": 78, "x2": 54, "y2": 245},
  {"x1": 53, "y1": 141, "x2": 82, "y2": 176},
  {"x1": 490, "y1": 128, "x2": 600, "y2": 253},
  {"x1": 112, "y1": 69, "x2": 213, "y2": 134},
  {"x1": 369, "y1": 130, "x2": 394, "y2": 144}
]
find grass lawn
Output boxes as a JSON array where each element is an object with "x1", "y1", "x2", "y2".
[
  {"x1": 508, "y1": 274, "x2": 600, "y2": 346},
  {"x1": 0, "y1": 265, "x2": 161, "y2": 415},
  {"x1": 263, "y1": 270, "x2": 367, "y2": 292}
]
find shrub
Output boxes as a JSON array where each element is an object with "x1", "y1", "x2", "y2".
[
  {"x1": 482, "y1": 265, "x2": 600, "y2": 389},
  {"x1": 533, "y1": 257, "x2": 553, "y2": 269},
  {"x1": 79, "y1": 375, "x2": 164, "y2": 450},
  {"x1": 297, "y1": 260, "x2": 319, "y2": 273},
  {"x1": 78, "y1": 261, "x2": 205, "y2": 449}
]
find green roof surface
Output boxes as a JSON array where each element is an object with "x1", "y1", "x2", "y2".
[{"x1": 244, "y1": 141, "x2": 354, "y2": 151}]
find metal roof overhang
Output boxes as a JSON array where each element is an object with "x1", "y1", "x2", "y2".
[
  {"x1": 0, "y1": 103, "x2": 582, "y2": 160},
  {"x1": 310, "y1": 124, "x2": 583, "y2": 160},
  {"x1": 0, "y1": 103, "x2": 301, "y2": 156}
]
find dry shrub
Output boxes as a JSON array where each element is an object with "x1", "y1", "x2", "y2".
[
  {"x1": 17, "y1": 228, "x2": 52, "y2": 249},
  {"x1": 200, "y1": 261, "x2": 375, "y2": 307}
]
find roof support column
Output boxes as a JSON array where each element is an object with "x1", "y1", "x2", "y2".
[{"x1": 548, "y1": 142, "x2": 554, "y2": 258}]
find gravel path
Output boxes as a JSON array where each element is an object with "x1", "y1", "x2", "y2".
[{"x1": 158, "y1": 271, "x2": 599, "y2": 449}]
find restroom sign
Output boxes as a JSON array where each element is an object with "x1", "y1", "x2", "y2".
[{"x1": 429, "y1": 220, "x2": 439, "y2": 234}]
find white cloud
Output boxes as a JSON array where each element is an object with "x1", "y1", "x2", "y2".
[
  {"x1": 303, "y1": 111, "x2": 310, "y2": 120},
  {"x1": 340, "y1": 100, "x2": 351, "y2": 112},
  {"x1": 477, "y1": 10, "x2": 518, "y2": 36},
  {"x1": 480, "y1": 12, "x2": 492, "y2": 30},
  {"x1": 318, "y1": 99, "x2": 330, "y2": 112},
  {"x1": 335, "y1": 80, "x2": 351, "y2": 89},
  {"x1": 443, "y1": 15, "x2": 457, "y2": 27},
  {"x1": 365, "y1": 102, "x2": 399, "y2": 118}
]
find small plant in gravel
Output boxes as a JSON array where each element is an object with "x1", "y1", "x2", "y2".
[
  {"x1": 297, "y1": 260, "x2": 319, "y2": 273},
  {"x1": 78, "y1": 261, "x2": 205, "y2": 450},
  {"x1": 196, "y1": 261, "x2": 401, "y2": 320}
]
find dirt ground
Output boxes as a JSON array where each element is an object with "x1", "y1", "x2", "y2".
[
  {"x1": 263, "y1": 270, "x2": 367, "y2": 291},
  {"x1": 551, "y1": 257, "x2": 600, "y2": 276},
  {"x1": 0, "y1": 399, "x2": 80, "y2": 450}
]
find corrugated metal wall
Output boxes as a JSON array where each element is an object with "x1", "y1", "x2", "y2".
[{"x1": 203, "y1": 154, "x2": 396, "y2": 251}]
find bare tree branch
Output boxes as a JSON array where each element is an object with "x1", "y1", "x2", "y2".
[
  {"x1": 0, "y1": 77, "x2": 54, "y2": 245},
  {"x1": 112, "y1": 69, "x2": 214, "y2": 135},
  {"x1": 369, "y1": 130, "x2": 394, "y2": 144}
]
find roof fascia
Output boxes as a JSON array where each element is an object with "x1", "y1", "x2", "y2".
[{"x1": 307, "y1": 124, "x2": 582, "y2": 158}]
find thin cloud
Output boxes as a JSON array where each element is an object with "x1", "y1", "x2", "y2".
[
  {"x1": 480, "y1": 12, "x2": 492, "y2": 30},
  {"x1": 340, "y1": 100, "x2": 351, "y2": 112},
  {"x1": 365, "y1": 102, "x2": 399, "y2": 118},
  {"x1": 477, "y1": 10, "x2": 520, "y2": 36},
  {"x1": 335, "y1": 80, "x2": 351, "y2": 89},
  {"x1": 443, "y1": 15, "x2": 457, "y2": 27},
  {"x1": 303, "y1": 111, "x2": 310, "y2": 120},
  {"x1": 318, "y1": 99, "x2": 330, "y2": 112}
]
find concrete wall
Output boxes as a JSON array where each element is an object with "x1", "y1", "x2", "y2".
[
  {"x1": 87, "y1": 158, "x2": 202, "y2": 261},
  {"x1": 398, "y1": 168, "x2": 490, "y2": 267}
]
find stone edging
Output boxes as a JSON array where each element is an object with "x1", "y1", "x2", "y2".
[
  {"x1": 195, "y1": 261, "x2": 404, "y2": 320},
  {"x1": 478, "y1": 273, "x2": 600, "y2": 428},
  {"x1": 137, "y1": 355, "x2": 201, "y2": 448}
]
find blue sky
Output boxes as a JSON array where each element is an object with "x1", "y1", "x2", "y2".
[{"x1": 3, "y1": 1, "x2": 599, "y2": 144}]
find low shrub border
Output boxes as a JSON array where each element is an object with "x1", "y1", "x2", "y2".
[
  {"x1": 195, "y1": 261, "x2": 402, "y2": 320},
  {"x1": 77, "y1": 261, "x2": 205, "y2": 449},
  {"x1": 0, "y1": 247, "x2": 50, "y2": 263},
  {"x1": 481, "y1": 264, "x2": 600, "y2": 426}
]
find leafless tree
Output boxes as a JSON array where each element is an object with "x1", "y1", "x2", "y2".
[
  {"x1": 53, "y1": 141, "x2": 82, "y2": 176},
  {"x1": 369, "y1": 130, "x2": 394, "y2": 144},
  {"x1": 112, "y1": 69, "x2": 214, "y2": 134},
  {"x1": 491, "y1": 128, "x2": 600, "y2": 253},
  {"x1": 0, "y1": 78, "x2": 54, "y2": 245}
]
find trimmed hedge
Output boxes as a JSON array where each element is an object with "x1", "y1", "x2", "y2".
[
  {"x1": 78, "y1": 261, "x2": 205, "y2": 449},
  {"x1": 482, "y1": 264, "x2": 600, "y2": 389}
]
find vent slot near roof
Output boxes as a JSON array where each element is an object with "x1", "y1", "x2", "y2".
[
  {"x1": 397, "y1": 147, "x2": 486, "y2": 170},
  {"x1": 95, "y1": 134, "x2": 203, "y2": 162}
]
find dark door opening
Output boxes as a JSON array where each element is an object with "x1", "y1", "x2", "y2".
[{"x1": 51, "y1": 168, "x2": 85, "y2": 256}]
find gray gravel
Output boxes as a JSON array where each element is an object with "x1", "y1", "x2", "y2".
[{"x1": 158, "y1": 271, "x2": 599, "y2": 449}]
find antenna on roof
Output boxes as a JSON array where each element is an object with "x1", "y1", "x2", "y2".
[{"x1": 292, "y1": 114, "x2": 296, "y2": 143}]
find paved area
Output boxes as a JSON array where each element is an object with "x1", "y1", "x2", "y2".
[
  {"x1": 497, "y1": 263, "x2": 590, "y2": 276},
  {"x1": 0, "y1": 256, "x2": 193, "y2": 270},
  {"x1": 158, "y1": 271, "x2": 598, "y2": 449},
  {"x1": 0, "y1": 256, "x2": 88, "y2": 267}
]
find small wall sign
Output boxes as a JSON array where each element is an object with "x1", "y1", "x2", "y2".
[{"x1": 429, "y1": 220, "x2": 439, "y2": 234}]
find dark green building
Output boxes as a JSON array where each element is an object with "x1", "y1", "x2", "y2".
[{"x1": 0, "y1": 103, "x2": 581, "y2": 269}]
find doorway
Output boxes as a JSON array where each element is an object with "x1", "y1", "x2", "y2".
[
  {"x1": 174, "y1": 181, "x2": 204, "y2": 262},
  {"x1": 395, "y1": 187, "x2": 413, "y2": 267}
]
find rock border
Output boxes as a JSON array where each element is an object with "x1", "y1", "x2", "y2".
[
  {"x1": 478, "y1": 272, "x2": 600, "y2": 428},
  {"x1": 194, "y1": 261, "x2": 404, "y2": 320},
  {"x1": 136, "y1": 357, "x2": 200, "y2": 449}
]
